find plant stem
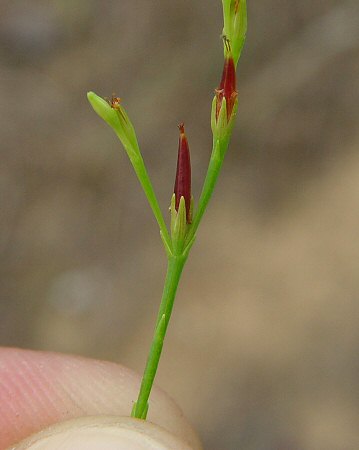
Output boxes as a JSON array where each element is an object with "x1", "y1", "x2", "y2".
[
  {"x1": 186, "y1": 137, "x2": 229, "y2": 246},
  {"x1": 131, "y1": 255, "x2": 186, "y2": 419},
  {"x1": 131, "y1": 157, "x2": 172, "y2": 251}
]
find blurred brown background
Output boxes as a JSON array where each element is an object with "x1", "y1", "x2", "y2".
[{"x1": 1, "y1": 1, "x2": 359, "y2": 449}]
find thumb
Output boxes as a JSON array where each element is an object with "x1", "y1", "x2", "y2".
[
  {"x1": 11, "y1": 416, "x2": 194, "y2": 450},
  {"x1": 0, "y1": 349, "x2": 201, "y2": 449}
]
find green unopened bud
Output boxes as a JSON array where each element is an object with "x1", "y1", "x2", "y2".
[
  {"x1": 87, "y1": 91, "x2": 140, "y2": 162},
  {"x1": 87, "y1": 91, "x2": 119, "y2": 128},
  {"x1": 170, "y1": 194, "x2": 189, "y2": 255},
  {"x1": 222, "y1": 0, "x2": 247, "y2": 65}
]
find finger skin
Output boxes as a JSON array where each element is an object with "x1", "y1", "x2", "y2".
[
  {"x1": 11, "y1": 416, "x2": 194, "y2": 450},
  {"x1": 0, "y1": 348, "x2": 201, "y2": 450}
]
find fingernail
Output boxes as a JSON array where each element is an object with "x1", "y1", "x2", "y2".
[{"x1": 12, "y1": 416, "x2": 194, "y2": 450}]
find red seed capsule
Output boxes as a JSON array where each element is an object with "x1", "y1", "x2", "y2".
[
  {"x1": 174, "y1": 123, "x2": 191, "y2": 223},
  {"x1": 216, "y1": 54, "x2": 237, "y2": 121}
]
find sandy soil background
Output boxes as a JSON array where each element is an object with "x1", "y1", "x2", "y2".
[{"x1": 1, "y1": 1, "x2": 359, "y2": 449}]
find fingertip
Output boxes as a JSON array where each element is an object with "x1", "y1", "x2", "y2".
[
  {"x1": 10, "y1": 416, "x2": 194, "y2": 450},
  {"x1": 0, "y1": 348, "x2": 202, "y2": 450}
]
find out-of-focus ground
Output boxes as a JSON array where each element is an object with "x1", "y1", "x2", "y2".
[{"x1": 1, "y1": 1, "x2": 359, "y2": 449}]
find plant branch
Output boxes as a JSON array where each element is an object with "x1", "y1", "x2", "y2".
[{"x1": 131, "y1": 255, "x2": 186, "y2": 419}]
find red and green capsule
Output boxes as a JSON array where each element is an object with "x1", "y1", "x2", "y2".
[
  {"x1": 174, "y1": 123, "x2": 191, "y2": 224},
  {"x1": 215, "y1": 51, "x2": 237, "y2": 122}
]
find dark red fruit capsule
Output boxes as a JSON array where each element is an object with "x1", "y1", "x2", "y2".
[
  {"x1": 216, "y1": 54, "x2": 237, "y2": 121},
  {"x1": 174, "y1": 123, "x2": 191, "y2": 223}
]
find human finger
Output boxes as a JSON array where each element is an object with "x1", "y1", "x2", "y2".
[
  {"x1": 11, "y1": 416, "x2": 194, "y2": 450},
  {"x1": 0, "y1": 348, "x2": 201, "y2": 449}
]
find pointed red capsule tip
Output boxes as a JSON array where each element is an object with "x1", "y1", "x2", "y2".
[
  {"x1": 216, "y1": 55, "x2": 237, "y2": 121},
  {"x1": 174, "y1": 123, "x2": 192, "y2": 223},
  {"x1": 178, "y1": 122, "x2": 185, "y2": 135}
]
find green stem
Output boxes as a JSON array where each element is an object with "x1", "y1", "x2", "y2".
[
  {"x1": 131, "y1": 255, "x2": 186, "y2": 419},
  {"x1": 185, "y1": 137, "x2": 229, "y2": 246},
  {"x1": 131, "y1": 157, "x2": 172, "y2": 251}
]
